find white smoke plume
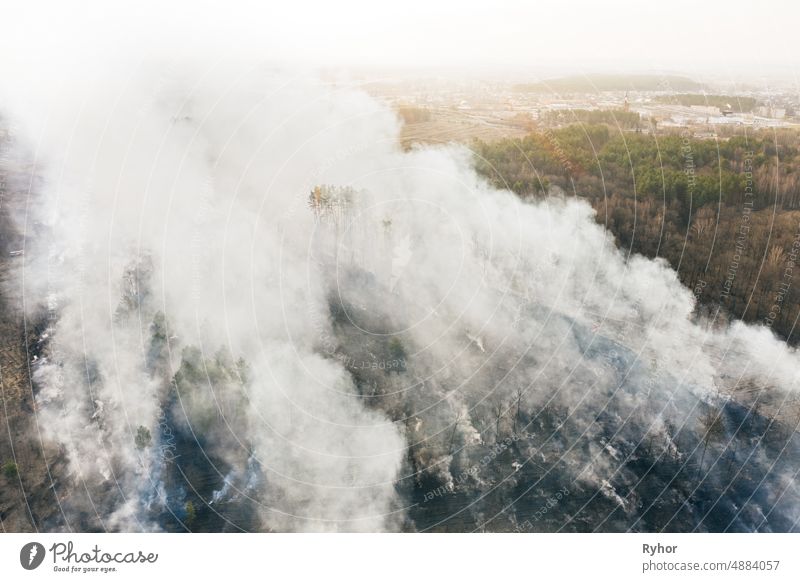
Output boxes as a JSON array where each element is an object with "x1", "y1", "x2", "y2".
[{"x1": 2, "y1": 17, "x2": 799, "y2": 533}]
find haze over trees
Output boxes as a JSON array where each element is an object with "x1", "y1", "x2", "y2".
[
  {"x1": 475, "y1": 125, "x2": 800, "y2": 343},
  {"x1": 512, "y1": 74, "x2": 702, "y2": 93}
]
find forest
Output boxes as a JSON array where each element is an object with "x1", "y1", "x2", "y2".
[
  {"x1": 538, "y1": 108, "x2": 642, "y2": 129},
  {"x1": 653, "y1": 94, "x2": 760, "y2": 112},
  {"x1": 474, "y1": 124, "x2": 800, "y2": 343}
]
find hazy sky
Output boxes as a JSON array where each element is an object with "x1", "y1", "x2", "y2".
[{"x1": 4, "y1": 0, "x2": 800, "y2": 80}]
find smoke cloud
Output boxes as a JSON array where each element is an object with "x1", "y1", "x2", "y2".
[{"x1": 3, "y1": 54, "x2": 800, "y2": 532}]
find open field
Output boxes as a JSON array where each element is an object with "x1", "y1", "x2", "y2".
[{"x1": 400, "y1": 107, "x2": 530, "y2": 147}]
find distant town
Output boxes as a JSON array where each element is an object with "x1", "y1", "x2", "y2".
[{"x1": 356, "y1": 74, "x2": 800, "y2": 145}]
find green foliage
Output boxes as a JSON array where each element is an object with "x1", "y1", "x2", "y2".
[
  {"x1": 150, "y1": 311, "x2": 168, "y2": 342},
  {"x1": 2, "y1": 460, "x2": 18, "y2": 479},
  {"x1": 172, "y1": 347, "x2": 251, "y2": 438},
  {"x1": 235, "y1": 357, "x2": 250, "y2": 385},
  {"x1": 175, "y1": 346, "x2": 204, "y2": 385},
  {"x1": 135, "y1": 426, "x2": 152, "y2": 450},
  {"x1": 146, "y1": 312, "x2": 170, "y2": 374},
  {"x1": 388, "y1": 337, "x2": 406, "y2": 361},
  {"x1": 185, "y1": 500, "x2": 196, "y2": 528}
]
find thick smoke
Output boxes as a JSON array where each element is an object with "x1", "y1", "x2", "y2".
[{"x1": 3, "y1": 58, "x2": 800, "y2": 532}]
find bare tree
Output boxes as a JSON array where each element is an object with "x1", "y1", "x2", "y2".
[
  {"x1": 447, "y1": 412, "x2": 462, "y2": 455},
  {"x1": 513, "y1": 385, "x2": 525, "y2": 435},
  {"x1": 491, "y1": 398, "x2": 505, "y2": 443}
]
